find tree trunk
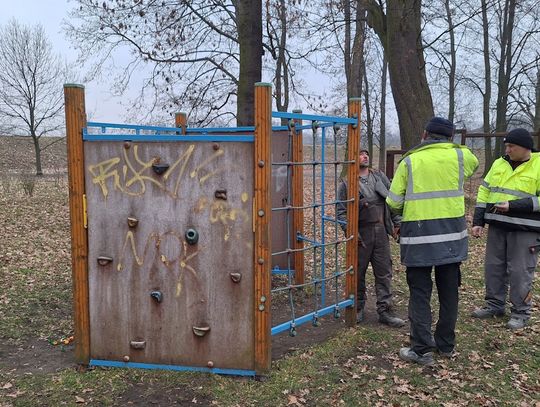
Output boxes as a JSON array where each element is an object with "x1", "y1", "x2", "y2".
[
  {"x1": 346, "y1": 1, "x2": 366, "y2": 99},
  {"x1": 378, "y1": 54, "x2": 388, "y2": 171},
  {"x1": 32, "y1": 134, "x2": 43, "y2": 176},
  {"x1": 236, "y1": 0, "x2": 263, "y2": 126},
  {"x1": 272, "y1": 0, "x2": 289, "y2": 125},
  {"x1": 445, "y1": 0, "x2": 456, "y2": 123},
  {"x1": 342, "y1": 0, "x2": 366, "y2": 178},
  {"x1": 363, "y1": 56, "x2": 373, "y2": 160},
  {"x1": 366, "y1": 0, "x2": 434, "y2": 150},
  {"x1": 494, "y1": 0, "x2": 516, "y2": 155},
  {"x1": 534, "y1": 68, "x2": 540, "y2": 149},
  {"x1": 481, "y1": 0, "x2": 493, "y2": 175}
]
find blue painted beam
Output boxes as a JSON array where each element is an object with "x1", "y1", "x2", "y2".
[
  {"x1": 272, "y1": 111, "x2": 358, "y2": 125},
  {"x1": 271, "y1": 298, "x2": 354, "y2": 336},
  {"x1": 89, "y1": 359, "x2": 256, "y2": 377}
]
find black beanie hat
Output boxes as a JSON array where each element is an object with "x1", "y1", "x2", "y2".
[
  {"x1": 504, "y1": 128, "x2": 534, "y2": 150},
  {"x1": 359, "y1": 149, "x2": 369, "y2": 156},
  {"x1": 425, "y1": 116, "x2": 454, "y2": 138}
]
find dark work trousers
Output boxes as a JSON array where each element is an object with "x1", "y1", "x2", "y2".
[
  {"x1": 357, "y1": 223, "x2": 393, "y2": 314},
  {"x1": 484, "y1": 224, "x2": 538, "y2": 319},
  {"x1": 406, "y1": 263, "x2": 460, "y2": 355}
]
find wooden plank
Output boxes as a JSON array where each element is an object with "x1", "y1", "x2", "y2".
[
  {"x1": 345, "y1": 98, "x2": 361, "y2": 327},
  {"x1": 175, "y1": 112, "x2": 187, "y2": 134},
  {"x1": 253, "y1": 83, "x2": 272, "y2": 374},
  {"x1": 291, "y1": 109, "x2": 304, "y2": 284},
  {"x1": 85, "y1": 141, "x2": 254, "y2": 368},
  {"x1": 64, "y1": 84, "x2": 90, "y2": 364}
]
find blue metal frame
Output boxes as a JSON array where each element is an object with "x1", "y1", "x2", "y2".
[
  {"x1": 271, "y1": 299, "x2": 354, "y2": 336},
  {"x1": 90, "y1": 360, "x2": 256, "y2": 377},
  {"x1": 272, "y1": 111, "x2": 358, "y2": 125}
]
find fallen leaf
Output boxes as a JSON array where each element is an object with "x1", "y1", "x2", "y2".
[
  {"x1": 75, "y1": 396, "x2": 85, "y2": 403},
  {"x1": 1, "y1": 383, "x2": 13, "y2": 390}
]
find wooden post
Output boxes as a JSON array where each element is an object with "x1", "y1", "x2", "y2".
[
  {"x1": 253, "y1": 83, "x2": 272, "y2": 373},
  {"x1": 385, "y1": 150, "x2": 395, "y2": 180},
  {"x1": 291, "y1": 109, "x2": 304, "y2": 285},
  {"x1": 64, "y1": 84, "x2": 90, "y2": 365},
  {"x1": 460, "y1": 129, "x2": 467, "y2": 146},
  {"x1": 345, "y1": 98, "x2": 361, "y2": 327},
  {"x1": 175, "y1": 112, "x2": 187, "y2": 134}
]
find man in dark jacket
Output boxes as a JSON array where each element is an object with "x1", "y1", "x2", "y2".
[
  {"x1": 337, "y1": 149, "x2": 405, "y2": 327},
  {"x1": 471, "y1": 128, "x2": 540, "y2": 330}
]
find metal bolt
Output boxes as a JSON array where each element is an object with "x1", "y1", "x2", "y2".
[
  {"x1": 123, "y1": 355, "x2": 130, "y2": 362},
  {"x1": 258, "y1": 304, "x2": 265, "y2": 311},
  {"x1": 213, "y1": 143, "x2": 220, "y2": 150},
  {"x1": 123, "y1": 142, "x2": 131, "y2": 149},
  {"x1": 257, "y1": 258, "x2": 264, "y2": 265},
  {"x1": 258, "y1": 160, "x2": 265, "y2": 167},
  {"x1": 207, "y1": 360, "x2": 214, "y2": 368},
  {"x1": 257, "y1": 210, "x2": 265, "y2": 217},
  {"x1": 260, "y1": 296, "x2": 266, "y2": 303}
]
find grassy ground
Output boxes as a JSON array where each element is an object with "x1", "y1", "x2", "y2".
[{"x1": 0, "y1": 137, "x2": 539, "y2": 406}]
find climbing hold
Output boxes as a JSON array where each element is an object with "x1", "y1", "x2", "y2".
[
  {"x1": 185, "y1": 228, "x2": 199, "y2": 245},
  {"x1": 152, "y1": 163, "x2": 169, "y2": 175},
  {"x1": 127, "y1": 217, "x2": 139, "y2": 228},
  {"x1": 150, "y1": 291, "x2": 163, "y2": 303},
  {"x1": 130, "y1": 341, "x2": 146, "y2": 350},
  {"x1": 97, "y1": 256, "x2": 113, "y2": 266},
  {"x1": 214, "y1": 189, "x2": 227, "y2": 200},
  {"x1": 230, "y1": 272, "x2": 242, "y2": 283},
  {"x1": 192, "y1": 326, "x2": 210, "y2": 337}
]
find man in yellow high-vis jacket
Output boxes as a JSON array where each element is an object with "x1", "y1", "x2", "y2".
[
  {"x1": 386, "y1": 117, "x2": 478, "y2": 366},
  {"x1": 471, "y1": 128, "x2": 540, "y2": 330}
]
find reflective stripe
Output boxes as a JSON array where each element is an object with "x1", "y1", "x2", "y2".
[
  {"x1": 534, "y1": 197, "x2": 540, "y2": 212},
  {"x1": 403, "y1": 149, "x2": 464, "y2": 201},
  {"x1": 476, "y1": 202, "x2": 487, "y2": 208},
  {"x1": 488, "y1": 186, "x2": 535, "y2": 198},
  {"x1": 481, "y1": 180, "x2": 489, "y2": 188},
  {"x1": 485, "y1": 212, "x2": 540, "y2": 228},
  {"x1": 405, "y1": 190, "x2": 464, "y2": 200},
  {"x1": 388, "y1": 190, "x2": 404, "y2": 203},
  {"x1": 456, "y1": 149, "x2": 464, "y2": 190},
  {"x1": 400, "y1": 229, "x2": 468, "y2": 245}
]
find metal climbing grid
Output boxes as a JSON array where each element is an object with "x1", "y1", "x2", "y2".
[{"x1": 269, "y1": 111, "x2": 359, "y2": 337}]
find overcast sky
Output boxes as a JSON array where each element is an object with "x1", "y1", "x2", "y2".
[{"x1": 0, "y1": 0, "x2": 132, "y2": 122}]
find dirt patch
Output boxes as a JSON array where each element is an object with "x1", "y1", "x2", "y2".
[
  {"x1": 114, "y1": 381, "x2": 212, "y2": 406},
  {"x1": 0, "y1": 339, "x2": 75, "y2": 376},
  {"x1": 271, "y1": 288, "x2": 408, "y2": 360}
]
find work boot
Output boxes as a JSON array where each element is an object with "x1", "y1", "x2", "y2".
[
  {"x1": 471, "y1": 306, "x2": 505, "y2": 319},
  {"x1": 378, "y1": 311, "x2": 406, "y2": 328},
  {"x1": 398, "y1": 347, "x2": 434, "y2": 366},
  {"x1": 356, "y1": 308, "x2": 365, "y2": 324},
  {"x1": 507, "y1": 317, "x2": 528, "y2": 330}
]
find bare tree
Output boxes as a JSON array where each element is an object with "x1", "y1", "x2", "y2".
[
  {"x1": 365, "y1": 0, "x2": 434, "y2": 149},
  {"x1": 67, "y1": 0, "x2": 262, "y2": 126},
  {"x1": 0, "y1": 19, "x2": 70, "y2": 176}
]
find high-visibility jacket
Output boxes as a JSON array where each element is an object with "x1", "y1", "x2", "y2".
[
  {"x1": 386, "y1": 141, "x2": 479, "y2": 267},
  {"x1": 473, "y1": 153, "x2": 540, "y2": 233}
]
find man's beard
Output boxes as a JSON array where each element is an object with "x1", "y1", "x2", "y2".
[{"x1": 360, "y1": 162, "x2": 369, "y2": 168}]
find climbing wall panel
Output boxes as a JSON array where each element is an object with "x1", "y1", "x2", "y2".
[{"x1": 84, "y1": 141, "x2": 254, "y2": 370}]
